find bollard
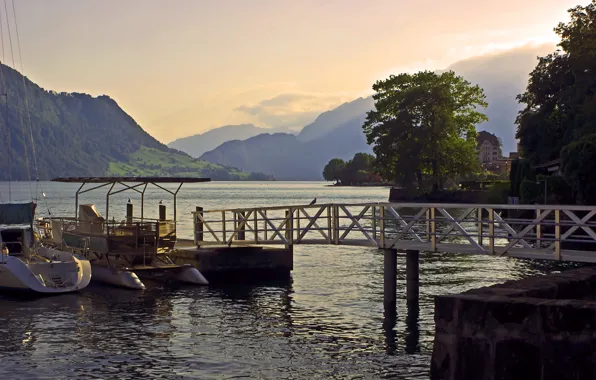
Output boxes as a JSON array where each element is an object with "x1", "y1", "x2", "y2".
[
  {"x1": 126, "y1": 202, "x2": 133, "y2": 225},
  {"x1": 159, "y1": 204, "x2": 167, "y2": 221}
]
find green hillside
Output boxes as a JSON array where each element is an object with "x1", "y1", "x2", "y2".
[
  {"x1": 0, "y1": 63, "x2": 272, "y2": 180},
  {"x1": 107, "y1": 146, "x2": 271, "y2": 180}
]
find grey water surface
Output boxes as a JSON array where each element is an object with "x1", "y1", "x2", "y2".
[{"x1": 0, "y1": 181, "x2": 568, "y2": 379}]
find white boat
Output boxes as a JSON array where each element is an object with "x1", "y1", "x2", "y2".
[
  {"x1": 0, "y1": 202, "x2": 92, "y2": 294},
  {"x1": 38, "y1": 177, "x2": 210, "y2": 289}
]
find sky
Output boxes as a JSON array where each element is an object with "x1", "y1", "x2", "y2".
[{"x1": 2, "y1": 0, "x2": 583, "y2": 143}]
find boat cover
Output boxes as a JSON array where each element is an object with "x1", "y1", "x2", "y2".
[{"x1": 0, "y1": 202, "x2": 36, "y2": 225}]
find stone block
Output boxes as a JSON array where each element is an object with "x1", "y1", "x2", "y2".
[
  {"x1": 430, "y1": 337, "x2": 452, "y2": 380},
  {"x1": 435, "y1": 296, "x2": 457, "y2": 334},
  {"x1": 484, "y1": 297, "x2": 541, "y2": 326},
  {"x1": 453, "y1": 337, "x2": 491, "y2": 380},
  {"x1": 494, "y1": 340, "x2": 540, "y2": 380},
  {"x1": 540, "y1": 300, "x2": 596, "y2": 334},
  {"x1": 541, "y1": 337, "x2": 596, "y2": 380}
]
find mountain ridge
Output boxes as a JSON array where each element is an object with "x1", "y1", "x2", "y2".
[
  {"x1": 0, "y1": 64, "x2": 269, "y2": 181},
  {"x1": 167, "y1": 123, "x2": 295, "y2": 158}
]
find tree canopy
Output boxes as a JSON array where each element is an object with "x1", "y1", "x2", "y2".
[
  {"x1": 323, "y1": 158, "x2": 346, "y2": 182},
  {"x1": 363, "y1": 71, "x2": 486, "y2": 192},
  {"x1": 322, "y1": 153, "x2": 378, "y2": 184},
  {"x1": 516, "y1": 1, "x2": 596, "y2": 165}
]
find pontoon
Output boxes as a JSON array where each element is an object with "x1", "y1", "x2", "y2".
[{"x1": 37, "y1": 177, "x2": 210, "y2": 289}]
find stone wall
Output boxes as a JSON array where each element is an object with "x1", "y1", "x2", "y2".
[{"x1": 431, "y1": 266, "x2": 596, "y2": 380}]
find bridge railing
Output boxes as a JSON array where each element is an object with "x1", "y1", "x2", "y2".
[{"x1": 192, "y1": 202, "x2": 596, "y2": 262}]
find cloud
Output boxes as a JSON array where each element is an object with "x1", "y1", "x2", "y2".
[
  {"x1": 234, "y1": 92, "x2": 353, "y2": 130},
  {"x1": 445, "y1": 42, "x2": 557, "y2": 153}
]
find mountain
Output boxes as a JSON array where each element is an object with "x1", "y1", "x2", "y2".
[
  {"x1": 0, "y1": 64, "x2": 271, "y2": 181},
  {"x1": 446, "y1": 44, "x2": 554, "y2": 153},
  {"x1": 167, "y1": 124, "x2": 295, "y2": 158},
  {"x1": 200, "y1": 112, "x2": 371, "y2": 180},
  {"x1": 297, "y1": 97, "x2": 374, "y2": 142}
]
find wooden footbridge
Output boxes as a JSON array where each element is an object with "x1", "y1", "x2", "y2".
[
  {"x1": 193, "y1": 202, "x2": 596, "y2": 311},
  {"x1": 193, "y1": 202, "x2": 596, "y2": 263}
]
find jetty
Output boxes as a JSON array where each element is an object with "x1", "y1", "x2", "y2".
[{"x1": 185, "y1": 201, "x2": 596, "y2": 379}]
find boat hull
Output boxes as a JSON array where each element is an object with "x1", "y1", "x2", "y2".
[
  {"x1": 176, "y1": 266, "x2": 209, "y2": 285},
  {"x1": 0, "y1": 253, "x2": 92, "y2": 294},
  {"x1": 90, "y1": 265, "x2": 145, "y2": 290}
]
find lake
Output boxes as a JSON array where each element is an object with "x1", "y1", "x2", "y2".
[{"x1": 0, "y1": 181, "x2": 568, "y2": 379}]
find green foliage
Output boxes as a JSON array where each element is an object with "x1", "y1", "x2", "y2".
[
  {"x1": 322, "y1": 158, "x2": 346, "y2": 182},
  {"x1": 544, "y1": 175, "x2": 573, "y2": 204},
  {"x1": 323, "y1": 153, "x2": 378, "y2": 185},
  {"x1": 519, "y1": 175, "x2": 573, "y2": 204},
  {"x1": 520, "y1": 179, "x2": 542, "y2": 204},
  {"x1": 107, "y1": 147, "x2": 274, "y2": 180},
  {"x1": 560, "y1": 133, "x2": 596, "y2": 204},
  {"x1": 363, "y1": 70, "x2": 486, "y2": 192},
  {"x1": 509, "y1": 159, "x2": 535, "y2": 198},
  {"x1": 0, "y1": 64, "x2": 268, "y2": 181},
  {"x1": 485, "y1": 181, "x2": 511, "y2": 204},
  {"x1": 509, "y1": 159, "x2": 519, "y2": 196},
  {"x1": 516, "y1": 1, "x2": 596, "y2": 166}
]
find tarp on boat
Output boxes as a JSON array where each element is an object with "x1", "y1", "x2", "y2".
[{"x1": 0, "y1": 202, "x2": 36, "y2": 225}]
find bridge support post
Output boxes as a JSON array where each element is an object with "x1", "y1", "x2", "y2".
[
  {"x1": 383, "y1": 249, "x2": 398, "y2": 312},
  {"x1": 195, "y1": 206, "x2": 203, "y2": 245},
  {"x1": 237, "y1": 211, "x2": 246, "y2": 241},
  {"x1": 406, "y1": 249, "x2": 420, "y2": 306}
]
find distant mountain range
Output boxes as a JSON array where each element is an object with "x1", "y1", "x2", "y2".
[
  {"x1": 0, "y1": 64, "x2": 270, "y2": 181},
  {"x1": 177, "y1": 45, "x2": 547, "y2": 179},
  {"x1": 200, "y1": 98, "x2": 374, "y2": 180},
  {"x1": 167, "y1": 124, "x2": 295, "y2": 158}
]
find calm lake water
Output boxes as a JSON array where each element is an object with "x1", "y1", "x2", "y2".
[{"x1": 0, "y1": 181, "x2": 572, "y2": 379}]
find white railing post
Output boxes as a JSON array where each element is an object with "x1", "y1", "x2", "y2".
[
  {"x1": 489, "y1": 208, "x2": 495, "y2": 254},
  {"x1": 555, "y1": 209, "x2": 561, "y2": 260},
  {"x1": 327, "y1": 205, "x2": 332, "y2": 244},
  {"x1": 430, "y1": 207, "x2": 436, "y2": 251},
  {"x1": 477, "y1": 207, "x2": 483, "y2": 247},
  {"x1": 379, "y1": 205, "x2": 385, "y2": 248},
  {"x1": 536, "y1": 208, "x2": 542, "y2": 248}
]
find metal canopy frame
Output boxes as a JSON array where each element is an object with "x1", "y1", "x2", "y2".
[{"x1": 52, "y1": 177, "x2": 210, "y2": 223}]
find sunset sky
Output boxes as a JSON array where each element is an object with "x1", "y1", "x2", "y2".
[{"x1": 7, "y1": 0, "x2": 581, "y2": 142}]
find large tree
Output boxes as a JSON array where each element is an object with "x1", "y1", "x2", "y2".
[
  {"x1": 363, "y1": 71, "x2": 486, "y2": 192},
  {"x1": 516, "y1": 1, "x2": 596, "y2": 165},
  {"x1": 322, "y1": 158, "x2": 346, "y2": 182}
]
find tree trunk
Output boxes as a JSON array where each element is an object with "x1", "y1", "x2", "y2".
[{"x1": 431, "y1": 160, "x2": 439, "y2": 192}]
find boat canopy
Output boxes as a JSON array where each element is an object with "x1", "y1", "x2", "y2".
[
  {"x1": 52, "y1": 177, "x2": 211, "y2": 183},
  {"x1": 0, "y1": 202, "x2": 36, "y2": 225},
  {"x1": 51, "y1": 177, "x2": 211, "y2": 222}
]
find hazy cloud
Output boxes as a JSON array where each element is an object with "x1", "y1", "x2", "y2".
[
  {"x1": 235, "y1": 92, "x2": 352, "y2": 130},
  {"x1": 446, "y1": 42, "x2": 556, "y2": 153}
]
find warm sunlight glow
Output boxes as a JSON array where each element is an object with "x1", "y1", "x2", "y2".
[{"x1": 9, "y1": 0, "x2": 580, "y2": 142}]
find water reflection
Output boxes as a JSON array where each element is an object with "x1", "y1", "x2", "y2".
[
  {"x1": 0, "y1": 181, "x2": 576, "y2": 379},
  {"x1": 405, "y1": 299, "x2": 420, "y2": 355}
]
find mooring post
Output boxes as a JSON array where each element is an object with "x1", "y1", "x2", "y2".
[
  {"x1": 159, "y1": 204, "x2": 167, "y2": 221},
  {"x1": 406, "y1": 249, "x2": 420, "y2": 306},
  {"x1": 384, "y1": 249, "x2": 398, "y2": 312},
  {"x1": 126, "y1": 202, "x2": 133, "y2": 226},
  {"x1": 195, "y1": 206, "x2": 204, "y2": 244}
]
